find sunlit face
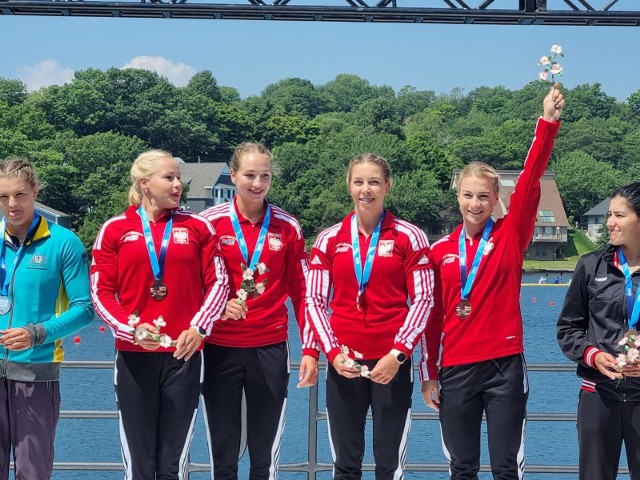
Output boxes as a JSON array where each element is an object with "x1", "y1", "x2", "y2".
[
  {"x1": 348, "y1": 162, "x2": 391, "y2": 217},
  {"x1": 140, "y1": 157, "x2": 182, "y2": 211},
  {"x1": 607, "y1": 195, "x2": 640, "y2": 248},
  {"x1": 0, "y1": 177, "x2": 38, "y2": 232},
  {"x1": 457, "y1": 175, "x2": 499, "y2": 230},
  {"x1": 231, "y1": 152, "x2": 272, "y2": 204}
]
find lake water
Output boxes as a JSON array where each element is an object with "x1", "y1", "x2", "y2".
[{"x1": 27, "y1": 275, "x2": 631, "y2": 479}]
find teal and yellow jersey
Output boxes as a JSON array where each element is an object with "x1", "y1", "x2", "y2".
[{"x1": 0, "y1": 217, "x2": 94, "y2": 381}]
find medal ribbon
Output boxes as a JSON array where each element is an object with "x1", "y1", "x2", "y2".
[
  {"x1": 137, "y1": 206, "x2": 173, "y2": 281},
  {"x1": 618, "y1": 248, "x2": 640, "y2": 330},
  {"x1": 0, "y1": 214, "x2": 41, "y2": 296},
  {"x1": 229, "y1": 198, "x2": 271, "y2": 270},
  {"x1": 459, "y1": 219, "x2": 494, "y2": 301},
  {"x1": 351, "y1": 212, "x2": 385, "y2": 294}
]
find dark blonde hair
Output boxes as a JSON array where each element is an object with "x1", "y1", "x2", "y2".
[
  {"x1": 229, "y1": 142, "x2": 273, "y2": 173},
  {"x1": 346, "y1": 153, "x2": 392, "y2": 188},
  {"x1": 128, "y1": 149, "x2": 174, "y2": 205},
  {"x1": 458, "y1": 162, "x2": 500, "y2": 194},
  {"x1": 0, "y1": 157, "x2": 41, "y2": 191}
]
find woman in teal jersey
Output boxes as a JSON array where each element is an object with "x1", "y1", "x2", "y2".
[{"x1": 0, "y1": 157, "x2": 94, "y2": 480}]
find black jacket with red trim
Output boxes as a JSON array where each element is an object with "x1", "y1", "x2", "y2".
[{"x1": 557, "y1": 245, "x2": 640, "y2": 402}]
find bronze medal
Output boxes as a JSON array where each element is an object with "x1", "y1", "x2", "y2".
[
  {"x1": 456, "y1": 299, "x2": 472, "y2": 320},
  {"x1": 150, "y1": 279, "x2": 168, "y2": 301},
  {"x1": 356, "y1": 291, "x2": 363, "y2": 311}
]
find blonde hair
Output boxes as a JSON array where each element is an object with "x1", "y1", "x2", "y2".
[
  {"x1": 0, "y1": 157, "x2": 41, "y2": 191},
  {"x1": 458, "y1": 162, "x2": 500, "y2": 194},
  {"x1": 346, "y1": 153, "x2": 392, "y2": 188},
  {"x1": 128, "y1": 149, "x2": 174, "y2": 206},
  {"x1": 229, "y1": 142, "x2": 273, "y2": 173}
]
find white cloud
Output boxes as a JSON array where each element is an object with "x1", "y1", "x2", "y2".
[
  {"x1": 17, "y1": 59, "x2": 75, "y2": 92},
  {"x1": 123, "y1": 55, "x2": 196, "y2": 86}
]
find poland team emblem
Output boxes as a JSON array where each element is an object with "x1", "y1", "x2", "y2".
[
  {"x1": 377, "y1": 240, "x2": 394, "y2": 257},
  {"x1": 268, "y1": 233, "x2": 283, "y2": 251},
  {"x1": 172, "y1": 228, "x2": 189, "y2": 244}
]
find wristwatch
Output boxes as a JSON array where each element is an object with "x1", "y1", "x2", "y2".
[
  {"x1": 193, "y1": 326, "x2": 207, "y2": 338},
  {"x1": 390, "y1": 349, "x2": 407, "y2": 364}
]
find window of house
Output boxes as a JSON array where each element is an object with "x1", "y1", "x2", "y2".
[{"x1": 538, "y1": 210, "x2": 555, "y2": 223}]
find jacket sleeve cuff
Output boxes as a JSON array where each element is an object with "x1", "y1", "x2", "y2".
[
  {"x1": 327, "y1": 347, "x2": 342, "y2": 365},
  {"x1": 584, "y1": 347, "x2": 601, "y2": 368},
  {"x1": 23, "y1": 323, "x2": 47, "y2": 346},
  {"x1": 302, "y1": 348, "x2": 320, "y2": 360}
]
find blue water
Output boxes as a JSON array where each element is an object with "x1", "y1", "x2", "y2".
[{"x1": 35, "y1": 276, "x2": 629, "y2": 479}]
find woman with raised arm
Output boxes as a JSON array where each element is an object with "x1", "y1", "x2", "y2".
[
  {"x1": 91, "y1": 149, "x2": 228, "y2": 480},
  {"x1": 420, "y1": 84, "x2": 564, "y2": 479},
  {"x1": 557, "y1": 182, "x2": 640, "y2": 480},
  {"x1": 200, "y1": 142, "x2": 319, "y2": 480},
  {"x1": 0, "y1": 158, "x2": 93, "y2": 480},
  {"x1": 306, "y1": 153, "x2": 434, "y2": 480}
]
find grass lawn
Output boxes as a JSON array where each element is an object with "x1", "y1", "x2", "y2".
[{"x1": 523, "y1": 229, "x2": 596, "y2": 272}]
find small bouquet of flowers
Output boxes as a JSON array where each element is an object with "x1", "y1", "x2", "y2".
[
  {"x1": 339, "y1": 345, "x2": 371, "y2": 378},
  {"x1": 236, "y1": 262, "x2": 270, "y2": 304},
  {"x1": 538, "y1": 44, "x2": 564, "y2": 82},
  {"x1": 615, "y1": 329, "x2": 640, "y2": 370},
  {"x1": 128, "y1": 313, "x2": 176, "y2": 348}
]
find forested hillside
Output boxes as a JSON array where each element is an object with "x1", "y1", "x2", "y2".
[{"x1": 1, "y1": 69, "x2": 638, "y2": 248}]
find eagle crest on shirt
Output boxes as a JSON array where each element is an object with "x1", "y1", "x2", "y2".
[
  {"x1": 172, "y1": 228, "x2": 189, "y2": 245},
  {"x1": 377, "y1": 240, "x2": 394, "y2": 257},
  {"x1": 268, "y1": 233, "x2": 283, "y2": 252}
]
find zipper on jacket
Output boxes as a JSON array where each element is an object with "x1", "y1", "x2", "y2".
[{"x1": 2, "y1": 241, "x2": 19, "y2": 376}]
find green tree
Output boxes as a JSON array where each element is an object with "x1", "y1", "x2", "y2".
[
  {"x1": 552, "y1": 151, "x2": 620, "y2": 219},
  {"x1": 0, "y1": 77, "x2": 28, "y2": 106}
]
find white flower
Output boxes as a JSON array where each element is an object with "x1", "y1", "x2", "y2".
[
  {"x1": 153, "y1": 315, "x2": 166, "y2": 329},
  {"x1": 634, "y1": 337, "x2": 640, "y2": 348},
  {"x1": 242, "y1": 268, "x2": 254, "y2": 280},
  {"x1": 539, "y1": 56, "x2": 551, "y2": 66},
  {"x1": 344, "y1": 358, "x2": 356, "y2": 368},
  {"x1": 549, "y1": 62, "x2": 563, "y2": 75},
  {"x1": 360, "y1": 365, "x2": 371, "y2": 378},
  {"x1": 617, "y1": 354, "x2": 627, "y2": 367},
  {"x1": 256, "y1": 262, "x2": 268, "y2": 275},
  {"x1": 550, "y1": 44, "x2": 563, "y2": 55},
  {"x1": 340, "y1": 345, "x2": 350, "y2": 354},
  {"x1": 619, "y1": 336, "x2": 629, "y2": 346},
  {"x1": 236, "y1": 289, "x2": 248, "y2": 302},
  {"x1": 628, "y1": 348, "x2": 640, "y2": 364},
  {"x1": 158, "y1": 334, "x2": 173, "y2": 348},
  {"x1": 128, "y1": 314, "x2": 140, "y2": 328},
  {"x1": 352, "y1": 350, "x2": 364, "y2": 360},
  {"x1": 135, "y1": 328, "x2": 148, "y2": 340},
  {"x1": 538, "y1": 71, "x2": 549, "y2": 81},
  {"x1": 256, "y1": 282, "x2": 266, "y2": 295}
]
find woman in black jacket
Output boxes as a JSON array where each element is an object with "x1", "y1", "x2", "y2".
[{"x1": 557, "y1": 181, "x2": 640, "y2": 480}]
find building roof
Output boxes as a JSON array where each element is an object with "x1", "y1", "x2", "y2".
[
  {"x1": 34, "y1": 201, "x2": 70, "y2": 219},
  {"x1": 450, "y1": 169, "x2": 569, "y2": 227},
  {"x1": 584, "y1": 198, "x2": 609, "y2": 217},
  {"x1": 178, "y1": 162, "x2": 228, "y2": 199}
]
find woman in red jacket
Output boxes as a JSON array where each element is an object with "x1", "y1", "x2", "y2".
[
  {"x1": 91, "y1": 149, "x2": 229, "y2": 479},
  {"x1": 419, "y1": 85, "x2": 564, "y2": 480},
  {"x1": 306, "y1": 153, "x2": 435, "y2": 480},
  {"x1": 201, "y1": 142, "x2": 319, "y2": 480}
]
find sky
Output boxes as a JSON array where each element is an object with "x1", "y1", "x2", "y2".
[{"x1": 1, "y1": 1, "x2": 640, "y2": 101}]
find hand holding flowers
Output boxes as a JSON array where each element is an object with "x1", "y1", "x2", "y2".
[
  {"x1": 615, "y1": 330, "x2": 640, "y2": 374},
  {"x1": 538, "y1": 44, "x2": 564, "y2": 83},
  {"x1": 335, "y1": 345, "x2": 371, "y2": 379},
  {"x1": 235, "y1": 262, "x2": 269, "y2": 305},
  {"x1": 128, "y1": 313, "x2": 176, "y2": 349}
]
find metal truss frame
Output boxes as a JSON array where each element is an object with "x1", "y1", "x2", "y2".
[{"x1": 1, "y1": 0, "x2": 639, "y2": 26}]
